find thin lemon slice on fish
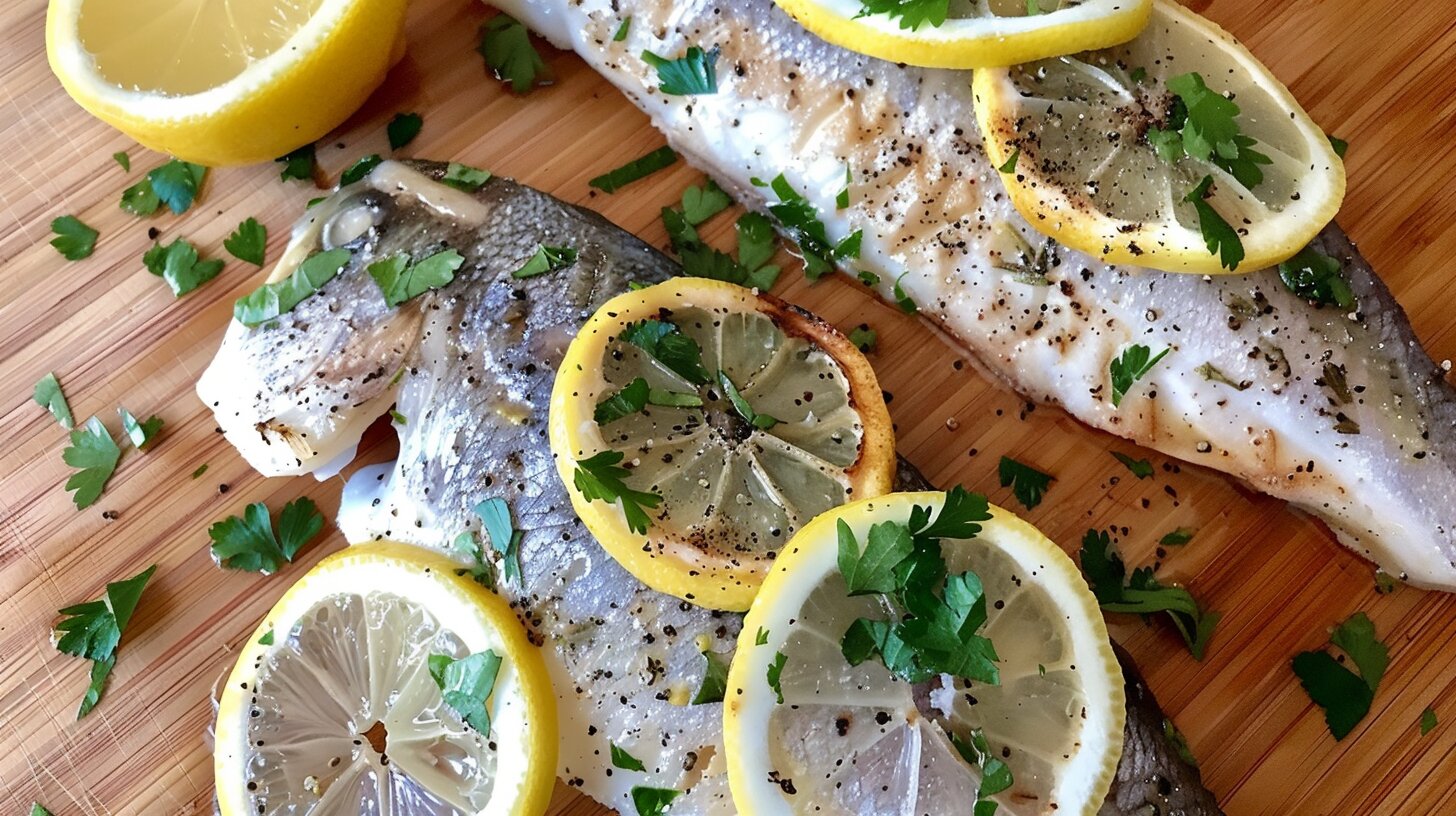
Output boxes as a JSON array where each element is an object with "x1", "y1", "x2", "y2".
[
  {"x1": 973, "y1": 0, "x2": 1344, "y2": 275},
  {"x1": 215, "y1": 543, "x2": 557, "y2": 816},
  {"x1": 725, "y1": 491, "x2": 1125, "y2": 816},
  {"x1": 46, "y1": 0, "x2": 408, "y2": 165},
  {"x1": 772, "y1": 0, "x2": 1151, "y2": 69},
  {"x1": 549, "y1": 278, "x2": 895, "y2": 612}
]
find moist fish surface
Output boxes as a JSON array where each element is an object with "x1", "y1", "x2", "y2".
[
  {"x1": 492, "y1": 0, "x2": 1456, "y2": 590},
  {"x1": 198, "y1": 160, "x2": 1220, "y2": 814}
]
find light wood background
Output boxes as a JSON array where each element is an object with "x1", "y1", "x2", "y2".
[{"x1": 3, "y1": 1, "x2": 1456, "y2": 814}]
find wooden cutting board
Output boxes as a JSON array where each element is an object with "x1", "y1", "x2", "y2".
[{"x1": 3, "y1": 1, "x2": 1455, "y2": 814}]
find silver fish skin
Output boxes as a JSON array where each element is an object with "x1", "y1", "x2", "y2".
[
  {"x1": 198, "y1": 161, "x2": 1220, "y2": 814},
  {"x1": 492, "y1": 0, "x2": 1456, "y2": 589}
]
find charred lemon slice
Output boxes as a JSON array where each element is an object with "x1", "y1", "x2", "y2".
[
  {"x1": 974, "y1": 0, "x2": 1344, "y2": 274},
  {"x1": 549, "y1": 278, "x2": 895, "y2": 611},
  {"x1": 215, "y1": 543, "x2": 557, "y2": 816},
  {"x1": 726, "y1": 491, "x2": 1125, "y2": 816}
]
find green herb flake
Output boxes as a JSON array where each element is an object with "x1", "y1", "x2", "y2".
[
  {"x1": 53, "y1": 563, "x2": 156, "y2": 718},
  {"x1": 952, "y1": 727, "x2": 1014, "y2": 815},
  {"x1": 147, "y1": 159, "x2": 208, "y2": 215},
  {"x1": 234, "y1": 248, "x2": 351, "y2": 327},
  {"x1": 340, "y1": 154, "x2": 382, "y2": 187},
  {"x1": 1110, "y1": 343, "x2": 1171, "y2": 407},
  {"x1": 856, "y1": 0, "x2": 950, "y2": 30},
  {"x1": 892, "y1": 272, "x2": 917, "y2": 313},
  {"x1": 682, "y1": 179, "x2": 732, "y2": 224},
  {"x1": 848, "y1": 324, "x2": 877, "y2": 353},
  {"x1": 755, "y1": 627, "x2": 769, "y2": 646},
  {"x1": 642, "y1": 46, "x2": 719, "y2": 95},
  {"x1": 766, "y1": 651, "x2": 787, "y2": 704},
  {"x1": 224, "y1": 217, "x2": 267, "y2": 266},
  {"x1": 119, "y1": 177, "x2": 160, "y2": 215},
  {"x1": 1422, "y1": 707, "x2": 1438, "y2": 736},
  {"x1": 996, "y1": 148, "x2": 1020, "y2": 175},
  {"x1": 429, "y1": 650, "x2": 502, "y2": 734},
  {"x1": 512, "y1": 244, "x2": 577, "y2": 279},
  {"x1": 51, "y1": 215, "x2": 99, "y2": 260},
  {"x1": 275, "y1": 144, "x2": 316, "y2": 182},
  {"x1": 112, "y1": 151, "x2": 130, "y2": 172},
  {"x1": 191, "y1": 463, "x2": 209, "y2": 480},
  {"x1": 118, "y1": 407, "x2": 163, "y2": 449},
  {"x1": 760, "y1": 173, "x2": 860, "y2": 281},
  {"x1": 596, "y1": 377, "x2": 648, "y2": 425},
  {"x1": 620, "y1": 319, "x2": 712, "y2": 385},
  {"x1": 33, "y1": 372, "x2": 74, "y2": 429},
  {"x1": 613, "y1": 17, "x2": 632, "y2": 42},
  {"x1": 718, "y1": 370, "x2": 778, "y2": 430},
  {"x1": 998, "y1": 456, "x2": 1053, "y2": 510},
  {"x1": 208, "y1": 498, "x2": 324, "y2": 574},
  {"x1": 1160, "y1": 527, "x2": 1196, "y2": 546},
  {"x1": 1129, "y1": 66, "x2": 1147, "y2": 84},
  {"x1": 631, "y1": 786, "x2": 681, "y2": 816},
  {"x1": 143, "y1": 238, "x2": 224, "y2": 297},
  {"x1": 691, "y1": 645, "x2": 730, "y2": 705},
  {"x1": 836, "y1": 165, "x2": 852, "y2": 209},
  {"x1": 590, "y1": 145, "x2": 679, "y2": 193},
  {"x1": 258, "y1": 629, "x2": 275, "y2": 646},
  {"x1": 1374, "y1": 570, "x2": 1398, "y2": 595},
  {"x1": 369, "y1": 248, "x2": 465, "y2": 307},
  {"x1": 1197, "y1": 361, "x2": 1249, "y2": 390},
  {"x1": 1328, "y1": 135, "x2": 1349, "y2": 159},
  {"x1": 573, "y1": 450, "x2": 662, "y2": 534},
  {"x1": 1279, "y1": 246, "x2": 1354, "y2": 310},
  {"x1": 611, "y1": 742, "x2": 647, "y2": 771},
  {"x1": 62, "y1": 417, "x2": 121, "y2": 509},
  {"x1": 442, "y1": 163, "x2": 492, "y2": 192},
  {"x1": 1148, "y1": 72, "x2": 1271, "y2": 189},
  {"x1": 1163, "y1": 718, "x2": 1198, "y2": 767},
  {"x1": 1080, "y1": 529, "x2": 1219, "y2": 659},
  {"x1": 479, "y1": 15, "x2": 550, "y2": 94},
  {"x1": 474, "y1": 497, "x2": 524, "y2": 585},
  {"x1": 1293, "y1": 611, "x2": 1388, "y2": 740},
  {"x1": 1111, "y1": 451, "x2": 1153, "y2": 479},
  {"x1": 387, "y1": 112, "x2": 424, "y2": 151},
  {"x1": 1184, "y1": 175, "x2": 1244, "y2": 270}
]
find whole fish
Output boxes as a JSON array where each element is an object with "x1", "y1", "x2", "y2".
[
  {"x1": 198, "y1": 160, "x2": 1221, "y2": 814},
  {"x1": 491, "y1": 0, "x2": 1456, "y2": 590}
]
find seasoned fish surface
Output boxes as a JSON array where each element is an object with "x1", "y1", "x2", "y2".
[
  {"x1": 199, "y1": 161, "x2": 1219, "y2": 814},
  {"x1": 493, "y1": 0, "x2": 1456, "y2": 589}
]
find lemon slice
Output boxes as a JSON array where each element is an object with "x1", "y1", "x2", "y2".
[
  {"x1": 973, "y1": 0, "x2": 1344, "y2": 274},
  {"x1": 215, "y1": 543, "x2": 557, "y2": 816},
  {"x1": 725, "y1": 491, "x2": 1125, "y2": 815},
  {"x1": 772, "y1": 0, "x2": 1151, "y2": 69},
  {"x1": 549, "y1": 278, "x2": 895, "y2": 612},
  {"x1": 46, "y1": 0, "x2": 408, "y2": 166}
]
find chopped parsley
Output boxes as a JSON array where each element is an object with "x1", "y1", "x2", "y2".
[
  {"x1": 191, "y1": 463, "x2": 209, "y2": 480},
  {"x1": 620, "y1": 319, "x2": 712, "y2": 385},
  {"x1": 1422, "y1": 707, "x2": 1438, "y2": 736},
  {"x1": 442, "y1": 162, "x2": 492, "y2": 192},
  {"x1": 642, "y1": 46, "x2": 719, "y2": 95},
  {"x1": 143, "y1": 238, "x2": 224, "y2": 297},
  {"x1": 120, "y1": 177, "x2": 160, "y2": 215},
  {"x1": 996, "y1": 148, "x2": 1020, "y2": 175},
  {"x1": 1184, "y1": 175, "x2": 1244, "y2": 270},
  {"x1": 663, "y1": 203, "x2": 780, "y2": 290},
  {"x1": 758, "y1": 173, "x2": 862, "y2": 280},
  {"x1": 390, "y1": 409, "x2": 407, "y2": 425},
  {"x1": 1111, "y1": 451, "x2": 1153, "y2": 479},
  {"x1": 147, "y1": 159, "x2": 208, "y2": 214},
  {"x1": 766, "y1": 651, "x2": 787, "y2": 704},
  {"x1": 1197, "y1": 361, "x2": 1249, "y2": 390},
  {"x1": 611, "y1": 742, "x2": 647, "y2": 771},
  {"x1": 369, "y1": 248, "x2": 465, "y2": 307},
  {"x1": 54, "y1": 563, "x2": 155, "y2": 718},
  {"x1": 340, "y1": 154, "x2": 382, "y2": 186},
  {"x1": 275, "y1": 144, "x2": 316, "y2": 182},
  {"x1": 1160, "y1": 527, "x2": 1196, "y2": 547},
  {"x1": 848, "y1": 324, "x2": 877, "y2": 353},
  {"x1": 892, "y1": 272, "x2": 918, "y2": 313},
  {"x1": 856, "y1": 0, "x2": 950, "y2": 30},
  {"x1": 1080, "y1": 529, "x2": 1219, "y2": 659},
  {"x1": 452, "y1": 531, "x2": 496, "y2": 589},
  {"x1": 718, "y1": 370, "x2": 778, "y2": 430},
  {"x1": 208, "y1": 497, "x2": 324, "y2": 574},
  {"x1": 473, "y1": 497, "x2": 523, "y2": 585},
  {"x1": 951, "y1": 728, "x2": 1013, "y2": 816},
  {"x1": 512, "y1": 244, "x2": 577, "y2": 279},
  {"x1": 595, "y1": 377, "x2": 703, "y2": 424},
  {"x1": 1109, "y1": 343, "x2": 1171, "y2": 407},
  {"x1": 224, "y1": 217, "x2": 267, "y2": 266},
  {"x1": 1147, "y1": 72, "x2": 1270, "y2": 189},
  {"x1": 118, "y1": 408, "x2": 163, "y2": 449},
  {"x1": 50, "y1": 215, "x2": 98, "y2": 260},
  {"x1": 573, "y1": 450, "x2": 661, "y2": 534},
  {"x1": 1292, "y1": 612, "x2": 1388, "y2": 740},
  {"x1": 387, "y1": 112, "x2": 423, "y2": 150},
  {"x1": 613, "y1": 17, "x2": 632, "y2": 42},
  {"x1": 1278, "y1": 246, "x2": 1354, "y2": 309},
  {"x1": 998, "y1": 456, "x2": 1052, "y2": 510},
  {"x1": 112, "y1": 151, "x2": 130, "y2": 172},
  {"x1": 1327, "y1": 134, "x2": 1348, "y2": 159},
  {"x1": 682, "y1": 179, "x2": 732, "y2": 224},
  {"x1": 631, "y1": 786, "x2": 681, "y2": 816},
  {"x1": 33, "y1": 372, "x2": 74, "y2": 429},
  {"x1": 589, "y1": 145, "x2": 679, "y2": 193},
  {"x1": 429, "y1": 650, "x2": 502, "y2": 734},
  {"x1": 755, "y1": 627, "x2": 769, "y2": 646},
  {"x1": 479, "y1": 15, "x2": 549, "y2": 94},
  {"x1": 1163, "y1": 718, "x2": 1198, "y2": 767},
  {"x1": 234, "y1": 248, "x2": 351, "y2": 327},
  {"x1": 62, "y1": 417, "x2": 121, "y2": 509},
  {"x1": 691, "y1": 643, "x2": 730, "y2": 705}
]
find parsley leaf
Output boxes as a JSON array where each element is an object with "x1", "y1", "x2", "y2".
[
  {"x1": 1328, "y1": 134, "x2": 1349, "y2": 159},
  {"x1": 952, "y1": 728, "x2": 1014, "y2": 815},
  {"x1": 611, "y1": 742, "x2": 647, "y2": 771},
  {"x1": 838, "y1": 518, "x2": 914, "y2": 596},
  {"x1": 234, "y1": 248, "x2": 351, "y2": 326},
  {"x1": 144, "y1": 238, "x2": 224, "y2": 296},
  {"x1": 1109, "y1": 343, "x2": 1171, "y2": 407},
  {"x1": 208, "y1": 498, "x2": 324, "y2": 574},
  {"x1": 1184, "y1": 175, "x2": 1244, "y2": 270},
  {"x1": 479, "y1": 15, "x2": 550, "y2": 94},
  {"x1": 620, "y1": 319, "x2": 712, "y2": 385},
  {"x1": 512, "y1": 244, "x2": 577, "y2": 279},
  {"x1": 642, "y1": 46, "x2": 719, "y2": 95},
  {"x1": 759, "y1": 173, "x2": 861, "y2": 280},
  {"x1": 191, "y1": 463, "x2": 209, "y2": 479},
  {"x1": 1111, "y1": 451, "x2": 1153, "y2": 479},
  {"x1": 387, "y1": 112, "x2": 423, "y2": 150},
  {"x1": 474, "y1": 497, "x2": 523, "y2": 585},
  {"x1": 33, "y1": 372, "x2": 74, "y2": 429},
  {"x1": 1291, "y1": 614, "x2": 1389, "y2": 742},
  {"x1": 613, "y1": 17, "x2": 632, "y2": 42},
  {"x1": 113, "y1": 151, "x2": 130, "y2": 172},
  {"x1": 848, "y1": 324, "x2": 877, "y2": 352},
  {"x1": 1080, "y1": 529, "x2": 1219, "y2": 659},
  {"x1": 62, "y1": 417, "x2": 121, "y2": 509},
  {"x1": 1422, "y1": 707, "x2": 1438, "y2": 736},
  {"x1": 998, "y1": 456, "x2": 1052, "y2": 510},
  {"x1": 54, "y1": 563, "x2": 156, "y2": 718},
  {"x1": 892, "y1": 272, "x2": 917, "y2": 313},
  {"x1": 996, "y1": 149, "x2": 1019, "y2": 175},
  {"x1": 369, "y1": 248, "x2": 464, "y2": 307},
  {"x1": 1278, "y1": 246, "x2": 1354, "y2": 309},
  {"x1": 663, "y1": 204, "x2": 781, "y2": 290},
  {"x1": 275, "y1": 145, "x2": 316, "y2": 182},
  {"x1": 1329, "y1": 612, "x2": 1387, "y2": 692},
  {"x1": 442, "y1": 162, "x2": 492, "y2": 192},
  {"x1": 429, "y1": 650, "x2": 502, "y2": 734},
  {"x1": 691, "y1": 644, "x2": 729, "y2": 705},
  {"x1": 118, "y1": 407, "x2": 163, "y2": 449},
  {"x1": 837, "y1": 165, "x2": 852, "y2": 209},
  {"x1": 1160, "y1": 527, "x2": 1196, "y2": 546},
  {"x1": 718, "y1": 370, "x2": 778, "y2": 429},
  {"x1": 596, "y1": 378, "x2": 650, "y2": 424},
  {"x1": 120, "y1": 177, "x2": 161, "y2": 216},
  {"x1": 590, "y1": 145, "x2": 679, "y2": 193},
  {"x1": 258, "y1": 629, "x2": 275, "y2": 646},
  {"x1": 573, "y1": 450, "x2": 661, "y2": 534},
  {"x1": 50, "y1": 215, "x2": 98, "y2": 260},
  {"x1": 631, "y1": 786, "x2": 681, "y2": 816},
  {"x1": 682, "y1": 179, "x2": 732, "y2": 224},
  {"x1": 224, "y1": 217, "x2": 267, "y2": 266},
  {"x1": 755, "y1": 627, "x2": 769, "y2": 646},
  {"x1": 766, "y1": 652, "x2": 787, "y2": 704},
  {"x1": 736, "y1": 212, "x2": 777, "y2": 271},
  {"x1": 856, "y1": 0, "x2": 949, "y2": 30},
  {"x1": 147, "y1": 159, "x2": 208, "y2": 214},
  {"x1": 340, "y1": 154, "x2": 382, "y2": 186}
]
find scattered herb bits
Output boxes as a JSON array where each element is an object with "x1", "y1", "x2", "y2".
[
  {"x1": 642, "y1": 45, "x2": 719, "y2": 95},
  {"x1": 53, "y1": 563, "x2": 156, "y2": 718},
  {"x1": 479, "y1": 14, "x2": 550, "y2": 94},
  {"x1": 62, "y1": 417, "x2": 121, "y2": 509},
  {"x1": 998, "y1": 456, "x2": 1052, "y2": 510},
  {"x1": 224, "y1": 217, "x2": 267, "y2": 266},
  {"x1": 144, "y1": 238, "x2": 224, "y2": 296},
  {"x1": 275, "y1": 144, "x2": 316, "y2": 182},
  {"x1": 1292, "y1": 612, "x2": 1388, "y2": 740},
  {"x1": 387, "y1": 112, "x2": 424, "y2": 150},
  {"x1": 589, "y1": 145, "x2": 678, "y2": 193},
  {"x1": 1080, "y1": 529, "x2": 1219, "y2": 659},
  {"x1": 50, "y1": 215, "x2": 99, "y2": 260},
  {"x1": 512, "y1": 244, "x2": 577, "y2": 279},
  {"x1": 208, "y1": 497, "x2": 325, "y2": 574},
  {"x1": 33, "y1": 372, "x2": 74, "y2": 429}
]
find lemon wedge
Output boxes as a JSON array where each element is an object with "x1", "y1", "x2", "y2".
[
  {"x1": 215, "y1": 543, "x2": 557, "y2": 816},
  {"x1": 772, "y1": 0, "x2": 1151, "y2": 69},
  {"x1": 46, "y1": 0, "x2": 409, "y2": 166},
  {"x1": 974, "y1": 0, "x2": 1344, "y2": 274},
  {"x1": 549, "y1": 278, "x2": 895, "y2": 611},
  {"x1": 725, "y1": 491, "x2": 1125, "y2": 815}
]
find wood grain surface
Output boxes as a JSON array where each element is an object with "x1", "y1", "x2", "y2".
[{"x1": 3, "y1": 1, "x2": 1455, "y2": 814}]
